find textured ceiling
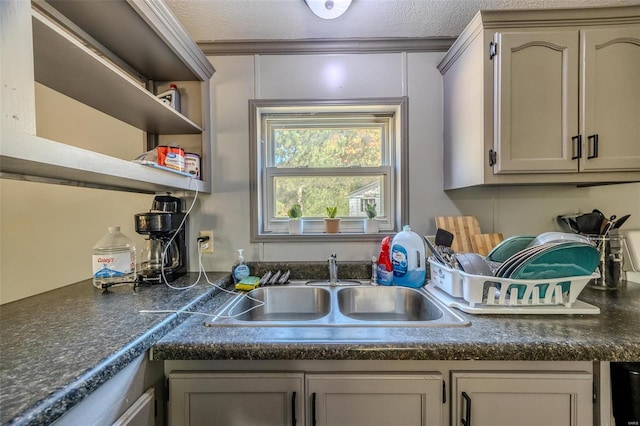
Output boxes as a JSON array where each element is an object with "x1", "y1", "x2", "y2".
[{"x1": 165, "y1": 0, "x2": 640, "y2": 42}]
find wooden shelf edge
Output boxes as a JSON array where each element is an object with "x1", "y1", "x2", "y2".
[
  {"x1": 128, "y1": 0, "x2": 215, "y2": 80},
  {"x1": 0, "y1": 128, "x2": 210, "y2": 194}
]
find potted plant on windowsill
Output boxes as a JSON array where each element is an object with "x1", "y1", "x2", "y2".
[
  {"x1": 287, "y1": 203, "x2": 303, "y2": 234},
  {"x1": 324, "y1": 206, "x2": 340, "y2": 233},
  {"x1": 364, "y1": 204, "x2": 379, "y2": 234}
]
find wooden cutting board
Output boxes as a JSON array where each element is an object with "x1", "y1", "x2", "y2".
[
  {"x1": 434, "y1": 216, "x2": 481, "y2": 253},
  {"x1": 471, "y1": 233, "x2": 504, "y2": 256}
]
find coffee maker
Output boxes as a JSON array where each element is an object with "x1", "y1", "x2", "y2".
[{"x1": 135, "y1": 194, "x2": 187, "y2": 283}]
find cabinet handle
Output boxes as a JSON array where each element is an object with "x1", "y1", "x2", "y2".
[
  {"x1": 291, "y1": 391, "x2": 297, "y2": 426},
  {"x1": 587, "y1": 134, "x2": 599, "y2": 159},
  {"x1": 461, "y1": 391, "x2": 472, "y2": 426},
  {"x1": 488, "y1": 149, "x2": 497, "y2": 167},
  {"x1": 312, "y1": 392, "x2": 317, "y2": 426},
  {"x1": 571, "y1": 135, "x2": 582, "y2": 160}
]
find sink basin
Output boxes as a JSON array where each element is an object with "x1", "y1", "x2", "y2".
[
  {"x1": 224, "y1": 286, "x2": 330, "y2": 321},
  {"x1": 207, "y1": 282, "x2": 469, "y2": 328},
  {"x1": 337, "y1": 286, "x2": 443, "y2": 322}
]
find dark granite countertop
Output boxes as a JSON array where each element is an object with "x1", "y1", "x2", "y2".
[
  {"x1": 0, "y1": 273, "x2": 229, "y2": 426},
  {"x1": 152, "y1": 281, "x2": 640, "y2": 362},
  {"x1": 1, "y1": 264, "x2": 639, "y2": 425}
]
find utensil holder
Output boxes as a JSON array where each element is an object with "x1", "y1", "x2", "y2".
[{"x1": 588, "y1": 235, "x2": 625, "y2": 290}]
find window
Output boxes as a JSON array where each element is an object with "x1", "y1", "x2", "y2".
[{"x1": 250, "y1": 98, "x2": 408, "y2": 240}]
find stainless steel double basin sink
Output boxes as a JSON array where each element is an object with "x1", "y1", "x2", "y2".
[{"x1": 207, "y1": 282, "x2": 469, "y2": 327}]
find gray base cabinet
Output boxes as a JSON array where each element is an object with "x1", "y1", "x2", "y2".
[
  {"x1": 165, "y1": 361, "x2": 595, "y2": 426},
  {"x1": 306, "y1": 373, "x2": 443, "y2": 426},
  {"x1": 450, "y1": 371, "x2": 593, "y2": 426},
  {"x1": 169, "y1": 372, "x2": 443, "y2": 426},
  {"x1": 169, "y1": 372, "x2": 305, "y2": 426}
]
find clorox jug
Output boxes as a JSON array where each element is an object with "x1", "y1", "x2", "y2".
[{"x1": 391, "y1": 225, "x2": 426, "y2": 288}]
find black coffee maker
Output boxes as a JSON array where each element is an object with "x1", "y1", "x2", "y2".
[{"x1": 135, "y1": 194, "x2": 187, "y2": 283}]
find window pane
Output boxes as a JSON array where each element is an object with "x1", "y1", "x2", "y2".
[
  {"x1": 272, "y1": 127, "x2": 383, "y2": 168},
  {"x1": 274, "y1": 176, "x2": 383, "y2": 218}
]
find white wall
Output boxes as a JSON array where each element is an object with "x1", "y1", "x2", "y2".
[
  {"x1": 0, "y1": 85, "x2": 151, "y2": 304},
  {"x1": 2, "y1": 50, "x2": 639, "y2": 304},
  {"x1": 194, "y1": 51, "x2": 640, "y2": 279}
]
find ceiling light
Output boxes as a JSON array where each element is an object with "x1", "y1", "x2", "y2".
[{"x1": 304, "y1": 0, "x2": 352, "y2": 19}]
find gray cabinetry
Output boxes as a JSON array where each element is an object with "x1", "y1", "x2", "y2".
[
  {"x1": 169, "y1": 372, "x2": 304, "y2": 426},
  {"x1": 168, "y1": 371, "x2": 443, "y2": 426},
  {"x1": 438, "y1": 6, "x2": 640, "y2": 189},
  {"x1": 306, "y1": 373, "x2": 443, "y2": 426},
  {"x1": 450, "y1": 371, "x2": 593, "y2": 426},
  {"x1": 165, "y1": 361, "x2": 595, "y2": 426}
]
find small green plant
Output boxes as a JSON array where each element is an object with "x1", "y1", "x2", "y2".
[
  {"x1": 365, "y1": 203, "x2": 377, "y2": 219},
  {"x1": 326, "y1": 206, "x2": 338, "y2": 219},
  {"x1": 287, "y1": 203, "x2": 302, "y2": 219}
]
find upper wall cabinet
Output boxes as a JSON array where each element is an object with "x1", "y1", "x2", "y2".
[
  {"x1": 438, "y1": 6, "x2": 640, "y2": 190},
  {"x1": 0, "y1": 0, "x2": 215, "y2": 194}
]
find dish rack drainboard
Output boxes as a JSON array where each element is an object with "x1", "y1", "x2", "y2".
[{"x1": 427, "y1": 258, "x2": 600, "y2": 314}]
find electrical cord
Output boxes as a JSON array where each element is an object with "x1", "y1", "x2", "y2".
[
  {"x1": 139, "y1": 176, "x2": 266, "y2": 318},
  {"x1": 160, "y1": 176, "x2": 199, "y2": 290}
]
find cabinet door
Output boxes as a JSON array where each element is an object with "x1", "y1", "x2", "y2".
[
  {"x1": 493, "y1": 30, "x2": 579, "y2": 173},
  {"x1": 306, "y1": 373, "x2": 443, "y2": 426},
  {"x1": 451, "y1": 371, "x2": 593, "y2": 426},
  {"x1": 169, "y1": 372, "x2": 304, "y2": 426},
  {"x1": 581, "y1": 26, "x2": 640, "y2": 172}
]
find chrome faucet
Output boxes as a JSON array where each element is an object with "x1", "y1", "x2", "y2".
[{"x1": 328, "y1": 253, "x2": 338, "y2": 286}]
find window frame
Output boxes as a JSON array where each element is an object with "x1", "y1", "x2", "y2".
[{"x1": 249, "y1": 98, "x2": 409, "y2": 242}]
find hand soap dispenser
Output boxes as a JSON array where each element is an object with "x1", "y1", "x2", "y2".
[{"x1": 232, "y1": 249, "x2": 250, "y2": 283}]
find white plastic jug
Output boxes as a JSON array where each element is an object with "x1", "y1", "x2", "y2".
[{"x1": 391, "y1": 225, "x2": 426, "y2": 288}]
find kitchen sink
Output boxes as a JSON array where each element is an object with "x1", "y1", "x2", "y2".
[
  {"x1": 206, "y1": 282, "x2": 469, "y2": 327},
  {"x1": 221, "y1": 286, "x2": 330, "y2": 321},
  {"x1": 337, "y1": 286, "x2": 443, "y2": 322}
]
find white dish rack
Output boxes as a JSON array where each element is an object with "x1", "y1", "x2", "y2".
[{"x1": 427, "y1": 257, "x2": 600, "y2": 314}]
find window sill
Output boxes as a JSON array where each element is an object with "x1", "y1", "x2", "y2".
[{"x1": 252, "y1": 232, "x2": 395, "y2": 243}]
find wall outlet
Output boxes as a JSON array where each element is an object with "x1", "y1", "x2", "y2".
[{"x1": 198, "y1": 230, "x2": 214, "y2": 254}]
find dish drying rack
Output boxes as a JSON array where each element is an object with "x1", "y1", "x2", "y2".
[{"x1": 426, "y1": 258, "x2": 600, "y2": 314}]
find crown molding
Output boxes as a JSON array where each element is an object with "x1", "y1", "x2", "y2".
[{"x1": 198, "y1": 37, "x2": 456, "y2": 55}]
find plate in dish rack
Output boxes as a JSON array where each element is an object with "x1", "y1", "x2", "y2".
[
  {"x1": 494, "y1": 242, "x2": 560, "y2": 278},
  {"x1": 510, "y1": 243, "x2": 599, "y2": 280}
]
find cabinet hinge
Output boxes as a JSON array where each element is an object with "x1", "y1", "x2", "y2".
[
  {"x1": 442, "y1": 380, "x2": 447, "y2": 404},
  {"x1": 488, "y1": 149, "x2": 497, "y2": 167},
  {"x1": 489, "y1": 41, "x2": 497, "y2": 60}
]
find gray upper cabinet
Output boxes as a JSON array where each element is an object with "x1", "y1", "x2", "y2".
[
  {"x1": 438, "y1": 6, "x2": 640, "y2": 190},
  {"x1": 580, "y1": 26, "x2": 640, "y2": 172},
  {"x1": 0, "y1": 0, "x2": 214, "y2": 194}
]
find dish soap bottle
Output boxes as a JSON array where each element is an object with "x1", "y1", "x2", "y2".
[
  {"x1": 391, "y1": 225, "x2": 426, "y2": 288},
  {"x1": 376, "y1": 236, "x2": 394, "y2": 286},
  {"x1": 92, "y1": 226, "x2": 137, "y2": 289},
  {"x1": 232, "y1": 249, "x2": 250, "y2": 284}
]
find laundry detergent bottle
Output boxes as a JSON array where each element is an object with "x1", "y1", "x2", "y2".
[{"x1": 391, "y1": 225, "x2": 426, "y2": 288}]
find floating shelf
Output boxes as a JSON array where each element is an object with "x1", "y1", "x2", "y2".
[
  {"x1": 0, "y1": 128, "x2": 209, "y2": 194},
  {"x1": 32, "y1": 9, "x2": 202, "y2": 135}
]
